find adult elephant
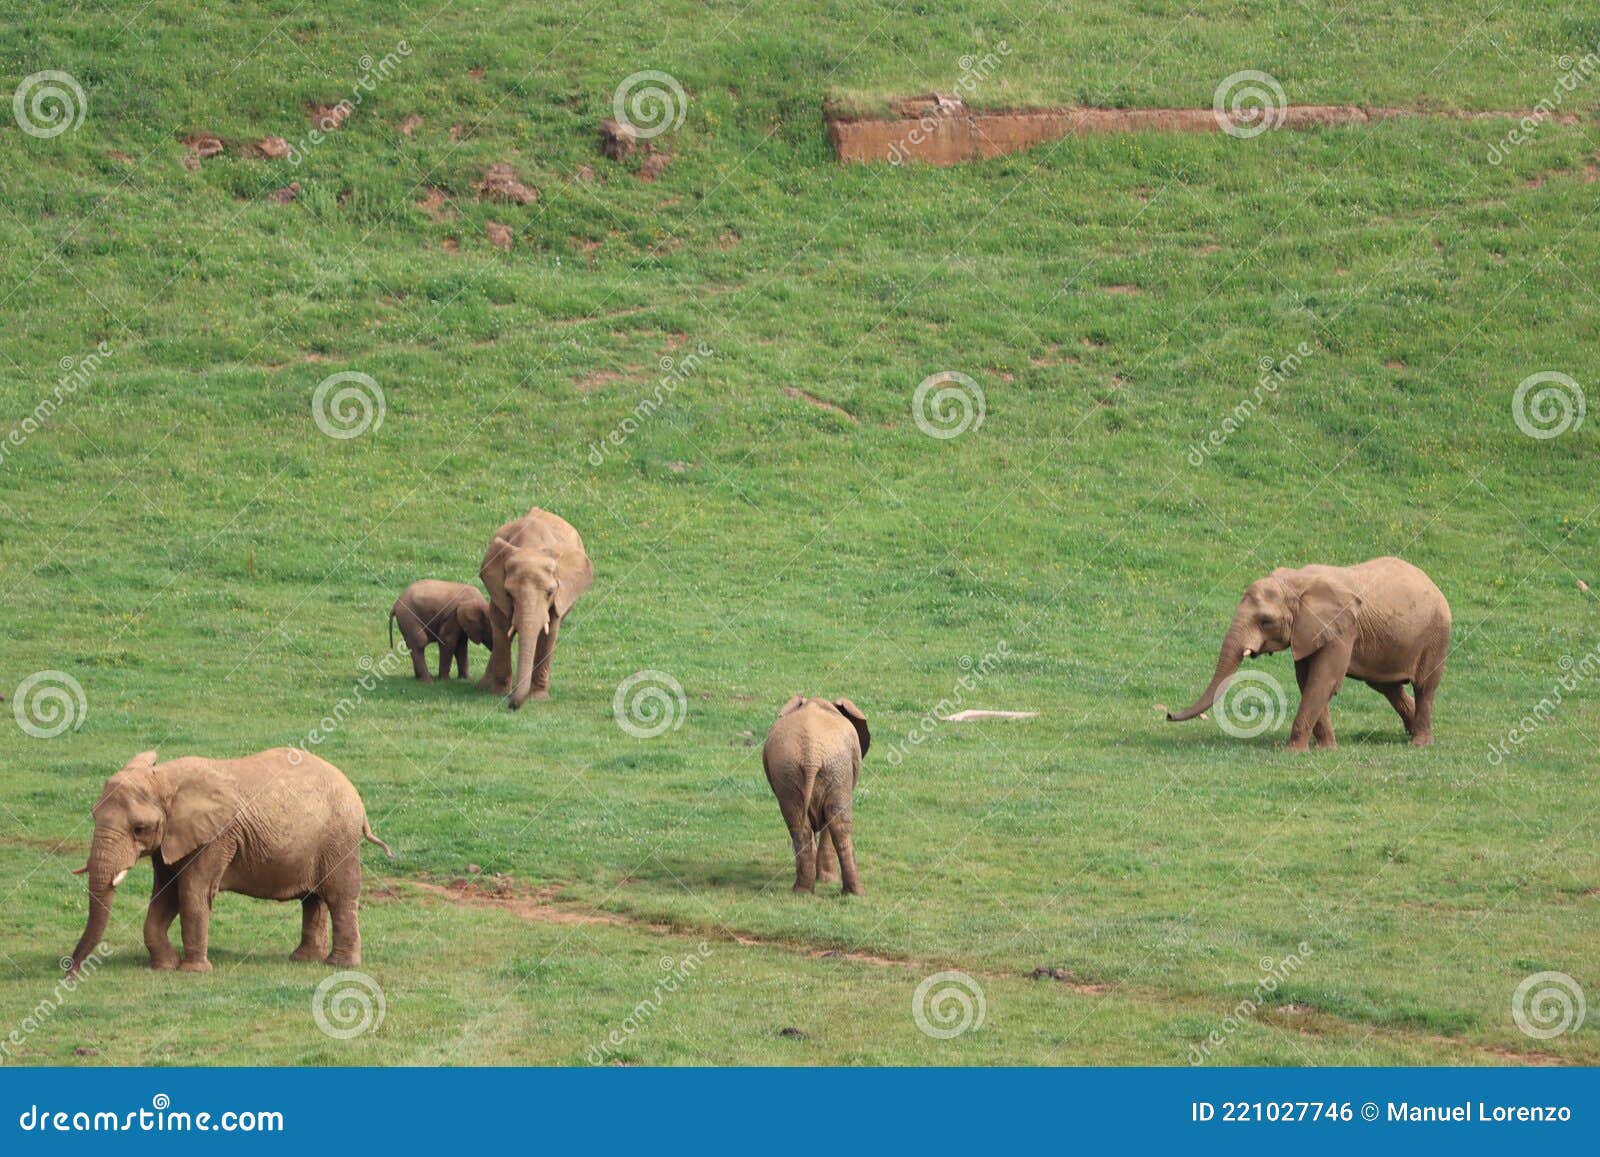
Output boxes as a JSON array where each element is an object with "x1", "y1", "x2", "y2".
[
  {"x1": 1167, "y1": 557, "x2": 1450, "y2": 751},
  {"x1": 478, "y1": 507, "x2": 593, "y2": 709}
]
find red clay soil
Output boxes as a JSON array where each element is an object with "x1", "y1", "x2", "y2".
[{"x1": 827, "y1": 97, "x2": 1579, "y2": 165}]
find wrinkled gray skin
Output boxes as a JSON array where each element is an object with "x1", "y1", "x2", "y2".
[
  {"x1": 478, "y1": 508, "x2": 593, "y2": 709},
  {"x1": 67, "y1": 749, "x2": 392, "y2": 976},
  {"x1": 1168, "y1": 556, "x2": 1451, "y2": 751},
  {"x1": 762, "y1": 696, "x2": 870, "y2": 895},
  {"x1": 390, "y1": 579, "x2": 493, "y2": 682}
]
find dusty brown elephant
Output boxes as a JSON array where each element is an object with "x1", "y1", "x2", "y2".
[
  {"x1": 762, "y1": 695, "x2": 869, "y2": 895},
  {"x1": 66, "y1": 748, "x2": 392, "y2": 976},
  {"x1": 389, "y1": 579, "x2": 493, "y2": 682},
  {"x1": 1167, "y1": 556, "x2": 1450, "y2": 751},
  {"x1": 478, "y1": 507, "x2": 593, "y2": 709}
]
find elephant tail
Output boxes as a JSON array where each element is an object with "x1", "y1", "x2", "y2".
[
  {"x1": 798, "y1": 758, "x2": 822, "y2": 832},
  {"x1": 363, "y1": 820, "x2": 395, "y2": 860}
]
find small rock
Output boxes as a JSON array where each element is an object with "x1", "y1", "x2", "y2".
[
  {"x1": 1580, "y1": 580, "x2": 1591, "y2": 593},
  {"x1": 778, "y1": 1026, "x2": 806, "y2": 1039},
  {"x1": 466, "y1": 863, "x2": 482, "y2": 874},
  {"x1": 180, "y1": 154, "x2": 201, "y2": 173},
  {"x1": 639, "y1": 152, "x2": 671, "y2": 182},
  {"x1": 399, "y1": 115, "x2": 423, "y2": 137},
  {"x1": 485, "y1": 221, "x2": 513, "y2": 251},
  {"x1": 468, "y1": 67, "x2": 486, "y2": 80},
  {"x1": 73, "y1": 1047, "x2": 99, "y2": 1057},
  {"x1": 308, "y1": 103, "x2": 352, "y2": 132},
  {"x1": 441, "y1": 237, "x2": 460, "y2": 254},
  {"x1": 449, "y1": 124, "x2": 468, "y2": 141},
  {"x1": 600, "y1": 118, "x2": 637, "y2": 160},
  {"x1": 573, "y1": 164, "x2": 596, "y2": 183},
  {"x1": 250, "y1": 136, "x2": 291, "y2": 159},
  {"x1": 267, "y1": 183, "x2": 300, "y2": 204},
  {"x1": 477, "y1": 162, "x2": 537, "y2": 205},
  {"x1": 181, "y1": 133, "x2": 225, "y2": 159}
]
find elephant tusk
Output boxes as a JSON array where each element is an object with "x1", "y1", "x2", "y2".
[{"x1": 111, "y1": 869, "x2": 128, "y2": 887}]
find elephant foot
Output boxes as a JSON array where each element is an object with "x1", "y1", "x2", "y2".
[
  {"x1": 1313, "y1": 737, "x2": 1337, "y2": 750},
  {"x1": 325, "y1": 951, "x2": 361, "y2": 967},
  {"x1": 478, "y1": 675, "x2": 510, "y2": 694},
  {"x1": 1410, "y1": 732, "x2": 1434, "y2": 747},
  {"x1": 178, "y1": 958, "x2": 212, "y2": 973},
  {"x1": 791, "y1": 882, "x2": 816, "y2": 895},
  {"x1": 1283, "y1": 738, "x2": 1311, "y2": 753},
  {"x1": 842, "y1": 884, "x2": 865, "y2": 897},
  {"x1": 528, "y1": 688, "x2": 550, "y2": 701},
  {"x1": 148, "y1": 953, "x2": 179, "y2": 971},
  {"x1": 290, "y1": 946, "x2": 327, "y2": 963},
  {"x1": 416, "y1": 674, "x2": 434, "y2": 684}
]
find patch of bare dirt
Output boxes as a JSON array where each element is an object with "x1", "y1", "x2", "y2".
[
  {"x1": 573, "y1": 369, "x2": 637, "y2": 392},
  {"x1": 485, "y1": 221, "x2": 514, "y2": 251},
  {"x1": 1031, "y1": 966, "x2": 1115, "y2": 994},
  {"x1": 440, "y1": 237, "x2": 460, "y2": 254},
  {"x1": 266, "y1": 183, "x2": 300, "y2": 204},
  {"x1": 717, "y1": 229, "x2": 741, "y2": 249},
  {"x1": 639, "y1": 152, "x2": 671, "y2": 181},
  {"x1": 246, "y1": 137, "x2": 291, "y2": 160},
  {"x1": 477, "y1": 162, "x2": 538, "y2": 205},
  {"x1": 399, "y1": 114, "x2": 423, "y2": 137},
  {"x1": 106, "y1": 150, "x2": 136, "y2": 166},
  {"x1": 467, "y1": 67, "x2": 486, "y2": 81},
  {"x1": 782, "y1": 386, "x2": 856, "y2": 422},
  {"x1": 308, "y1": 102, "x2": 352, "y2": 132},
  {"x1": 180, "y1": 132, "x2": 225, "y2": 159},
  {"x1": 416, "y1": 187, "x2": 455, "y2": 221},
  {"x1": 828, "y1": 99, "x2": 1589, "y2": 165},
  {"x1": 1102, "y1": 284, "x2": 1141, "y2": 295},
  {"x1": 410, "y1": 879, "x2": 652, "y2": 929}
]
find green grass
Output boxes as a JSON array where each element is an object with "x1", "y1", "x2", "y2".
[{"x1": 1, "y1": 1, "x2": 1598, "y2": 1065}]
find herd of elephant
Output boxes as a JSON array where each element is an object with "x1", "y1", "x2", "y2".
[{"x1": 65, "y1": 507, "x2": 1452, "y2": 979}]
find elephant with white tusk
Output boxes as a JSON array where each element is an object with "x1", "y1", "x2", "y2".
[
  {"x1": 1168, "y1": 556, "x2": 1450, "y2": 751},
  {"x1": 477, "y1": 507, "x2": 593, "y2": 709},
  {"x1": 67, "y1": 748, "x2": 392, "y2": 976}
]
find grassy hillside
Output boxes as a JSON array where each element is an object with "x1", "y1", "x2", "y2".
[{"x1": 1, "y1": 1, "x2": 1597, "y2": 1064}]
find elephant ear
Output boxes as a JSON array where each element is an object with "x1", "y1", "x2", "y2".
[
  {"x1": 1291, "y1": 576, "x2": 1363, "y2": 661},
  {"x1": 481, "y1": 536, "x2": 517, "y2": 616},
  {"x1": 833, "y1": 698, "x2": 870, "y2": 759},
  {"x1": 776, "y1": 694, "x2": 806, "y2": 717},
  {"x1": 159, "y1": 771, "x2": 243, "y2": 864},
  {"x1": 456, "y1": 599, "x2": 492, "y2": 646},
  {"x1": 553, "y1": 548, "x2": 592, "y2": 618}
]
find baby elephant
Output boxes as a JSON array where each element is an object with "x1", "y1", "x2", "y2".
[
  {"x1": 762, "y1": 695, "x2": 870, "y2": 896},
  {"x1": 390, "y1": 580, "x2": 493, "y2": 682},
  {"x1": 66, "y1": 748, "x2": 393, "y2": 976}
]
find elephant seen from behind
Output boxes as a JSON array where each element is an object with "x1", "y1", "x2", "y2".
[{"x1": 763, "y1": 695, "x2": 870, "y2": 895}]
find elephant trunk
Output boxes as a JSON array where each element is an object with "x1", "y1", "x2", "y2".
[
  {"x1": 68, "y1": 829, "x2": 131, "y2": 975},
  {"x1": 1168, "y1": 616, "x2": 1249, "y2": 722},
  {"x1": 508, "y1": 600, "x2": 547, "y2": 710}
]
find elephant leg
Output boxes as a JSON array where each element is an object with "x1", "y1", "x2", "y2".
[
  {"x1": 176, "y1": 870, "x2": 215, "y2": 972},
  {"x1": 1410, "y1": 674, "x2": 1440, "y2": 747},
  {"x1": 529, "y1": 615, "x2": 560, "y2": 699},
  {"x1": 1287, "y1": 648, "x2": 1347, "y2": 752},
  {"x1": 143, "y1": 864, "x2": 180, "y2": 970},
  {"x1": 480, "y1": 604, "x2": 512, "y2": 694},
  {"x1": 323, "y1": 859, "x2": 362, "y2": 966},
  {"x1": 787, "y1": 814, "x2": 817, "y2": 894},
  {"x1": 399, "y1": 619, "x2": 432, "y2": 682},
  {"x1": 454, "y1": 635, "x2": 470, "y2": 680},
  {"x1": 814, "y1": 823, "x2": 840, "y2": 883},
  {"x1": 824, "y1": 802, "x2": 863, "y2": 896},
  {"x1": 1294, "y1": 658, "x2": 1336, "y2": 749},
  {"x1": 291, "y1": 895, "x2": 330, "y2": 962},
  {"x1": 1370, "y1": 680, "x2": 1417, "y2": 735},
  {"x1": 435, "y1": 630, "x2": 455, "y2": 681}
]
